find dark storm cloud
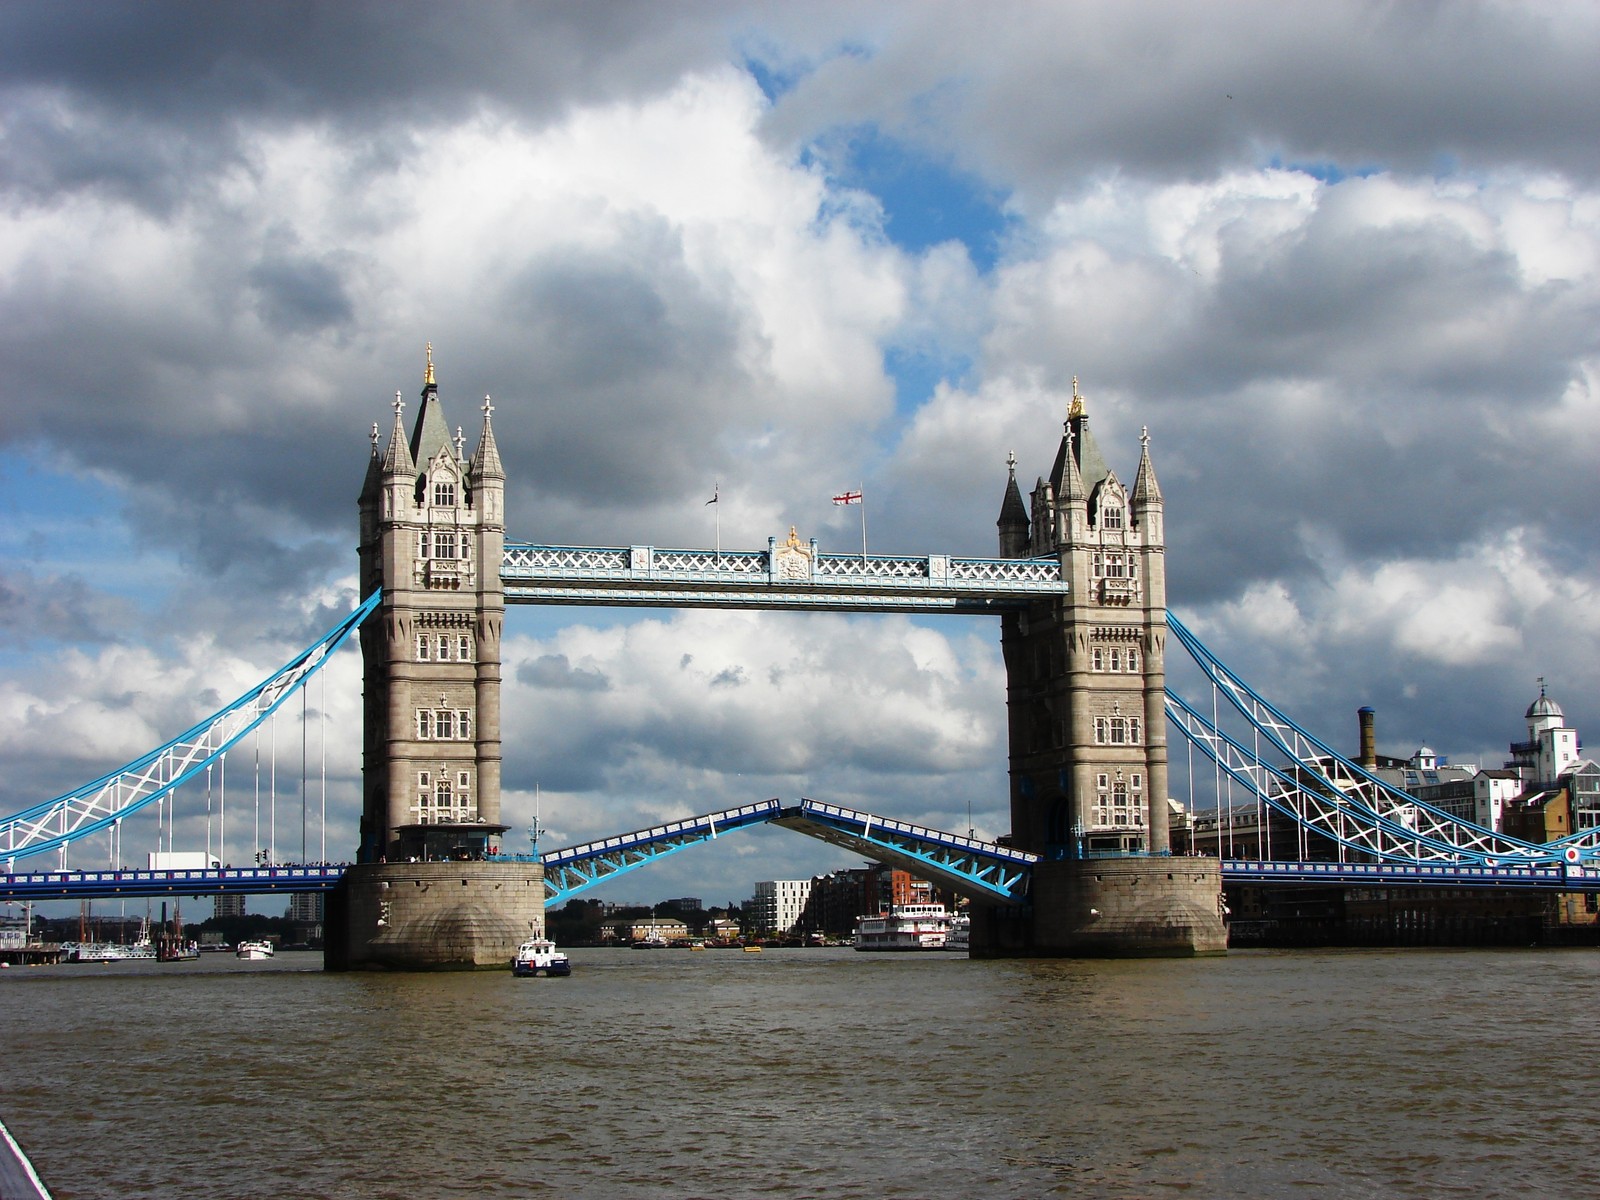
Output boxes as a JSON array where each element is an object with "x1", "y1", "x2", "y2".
[
  {"x1": 248, "y1": 246, "x2": 354, "y2": 335},
  {"x1": 765, "y1": 4, "x2": 1600, "y2": 202},
  {"x1": 0, "y1": 1, "x2": 740, "y2": 200},
  {"x1": 0, "y1": 567, "x2": 133, "y2": 647}
]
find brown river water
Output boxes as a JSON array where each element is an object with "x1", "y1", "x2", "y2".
[{"x1": 2, "y1": 946, "x2": 1597, "y2": 1199}]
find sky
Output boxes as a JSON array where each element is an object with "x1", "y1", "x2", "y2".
[{"x1": 3, "y1": 1, "x2": 1599, "y2": 911}]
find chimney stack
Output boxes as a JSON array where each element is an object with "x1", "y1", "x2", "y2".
[{"x1": 1358, "y1": 706, "x2": 1377, "y2": 769}]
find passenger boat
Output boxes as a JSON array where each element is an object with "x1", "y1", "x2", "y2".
[
  {"x1": 630, "y1": 937, "x2": 668, "y2": 950},
  {"x1": 942, "y1": 913, "x2": 971, "y2": 953},
  {"x1": 854, "y1": 903, "x2": 951, "y2": 951},
  {"x1": 235, "y1": 940, "x2": 275, "y2": 960},
  {"x1": 511, "y1": 936, "x2": 571, "y2": 977}
]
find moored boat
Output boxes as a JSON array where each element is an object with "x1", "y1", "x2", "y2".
[
  {"x1": 854, "y1": 903, "x2": 951, "y2": 951},
  {"x1": 235, "y1": 940, "x2": 275, "y2": 960},
  {"x1": 511, "y1": 936, "x2": 571, "y2": 977},
  {"x1": 942, "y1": 913, "x2": 970, "y2": 953}
]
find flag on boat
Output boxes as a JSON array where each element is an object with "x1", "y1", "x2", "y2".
[{"x1": 832, "y1": 490, "x2": 863, "y2": 505}]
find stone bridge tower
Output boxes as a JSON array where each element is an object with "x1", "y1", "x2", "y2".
[
  {"x1": 328, "y1": 350, "x2": 543, "y2": 970},
  {"x1": 982, "y1": 383, "x2": 1224, "y2": 957}
]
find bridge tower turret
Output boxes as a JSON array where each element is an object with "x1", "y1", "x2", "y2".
[
  {"x1": 334, "y1": 349, "x2": 540, "y2": 971},
  {"x1": 986, "y1": 381, "x2": 1223, "y2": 957}
]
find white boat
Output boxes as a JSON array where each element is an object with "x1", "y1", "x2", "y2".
[
  {"x1": 854, "y1": 903, "x2": 951, "y2": 951},
  {"x1": 942, "y1": 913, "x2": 971, "y2": 953},
  {"x1": 65, "y1": 942, "x2": 126, "y2": 963},
  {"x1": 511, "y1": 936, "x2": 571, "y2": 977},
  {"x1": 236, "y1": 940, "x2": 275, "y2": 960}
]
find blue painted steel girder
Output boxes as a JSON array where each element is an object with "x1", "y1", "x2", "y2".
[
  {"x1": 771, "y1": 799, "x2": 1038, "y2": 905},
  {"x1": 0, "y1": 864, "x2": 347, "y2": 902},
  {"x1": 535, "y1": 799, "x2": 785, "y2": 906},
  {"x1": 1221, "y1": 858, "x2": 1600, "y2": 891}
]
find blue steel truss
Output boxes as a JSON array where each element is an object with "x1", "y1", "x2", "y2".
[
  {"x1": 0, "y1": 864, "x2": 346, "y2": 902},
  {"x1": 1165, "y1": 613, "x2": 1597, "y2": 867},
  {"x1": 533, "y1": 800, "x2": 785, "y2": 905},
  {"x1": 501, "y1": 543, "x2": 1066, "y2": 613},
  {"x1": 521, "y1": 798, "x2": 1037, "y2": 907},
  {"x1": 1220, "y1": 859, "x2": 1600, "y2": 891},
  {"x1": 0, "y1": 592, "x2": 381, "y2": 869},
  {"x1": 771, "y1": 799, "x2": 1037, "y2": 904}
]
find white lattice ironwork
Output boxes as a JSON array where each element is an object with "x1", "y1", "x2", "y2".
[
  {"x1": 0, "y1": 592, "x2": 380, "y2": 868},
  {"x1": 1166, "y1": 614, "x2": 1597, "y2": 866},
  {"x1": 502, "y1": 545, "x2": 631, "y2": 573},
  {"x1": 500, "y1": 542, "x2": 1068, "y2": 612},
  {"x1": 815, "y1": 557, "x2": 927, "y2": 578}
]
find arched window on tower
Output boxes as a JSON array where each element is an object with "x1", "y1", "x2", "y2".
[
  {"x1": 433, "y1": 479, "x2": 456, "y2": 508},
  {"x1": 435, "y1": 776, "x2": 453, "y2": 811}
]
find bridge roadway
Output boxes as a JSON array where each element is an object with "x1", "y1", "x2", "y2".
[
  {"x1": 5, "y1": 799, "x2": 1599, "y2": 903},
  {"x1": 500, "y1": 542, "x2": 1069, "y2": 612}
]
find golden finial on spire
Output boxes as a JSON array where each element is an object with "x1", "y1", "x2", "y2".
[
  {"x1": 1068, "y1": 375, "x2": 1085, "y2": 421},
  {"x1": 424, "y1": 342, "x2": 435, "y2": 387}
]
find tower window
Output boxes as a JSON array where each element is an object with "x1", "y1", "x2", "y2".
[
  {"x1": 1103, "y1": 506, "x2": 1124, "y2": 531},
  {"x1": 416, "y1": 635, "x2": 431, "y2": 661},
  {"x1": 1092, "y1": 647, "x2": 1104, "y2": 672},
  {"x1": 435, "y1": 777, "x2": 452, "y2": 807},
  {"x1": 415, "y1": 709, "x2": 472, "y2": 740},
  {"x1": 458, "y1": 532, "x2": 471, "y2": 559},
  {"x1": 458, "y1": 634, "x2": 473, "y2": 661},
  {"x1": 1128, "y1": 647, "x2": 1140, "y2": 673},
  {"x1": 437, "y1": 634, "x2": 452, "y2": 661},
  {"x1": 1109, "y1": 648, "x2": 1122, "y2": 672},
  {"x1": 433, "y1": 481, "x2": 456, "y2": 508},
  {"x1": 1109, "y1": 716, "x2": 1127, "y2": 744}
]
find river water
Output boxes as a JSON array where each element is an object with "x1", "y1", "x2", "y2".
[{"x1": 2, "y1": 946, "x2": 1596, "y2": 1199}]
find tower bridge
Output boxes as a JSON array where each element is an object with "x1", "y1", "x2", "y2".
[{"x1": 5, "y1": 356, "x2": 1597, "y2": 967}]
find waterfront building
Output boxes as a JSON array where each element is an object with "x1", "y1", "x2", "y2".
[
  {"x1": 749, "y1": 880, "x2": 812, "y2": 936},
  {"x1": 213, "y1": 893, "x2": 246, "y2": 920}
]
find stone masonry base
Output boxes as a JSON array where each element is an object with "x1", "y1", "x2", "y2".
[
  {"x1": 971, "y1": 857, "x2": 1227, "y2": 958},
  {"x1": 325, "y1": 861, "x2": 546, "y2": 971}
]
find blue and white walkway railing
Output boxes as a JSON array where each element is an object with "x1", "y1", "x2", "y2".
[
  {"x1": 529, "y1": 799, "x2": 785, "y2": 906},
  {"x1": 772, "y1": 799, "x2": 1037, "y2": 903}
]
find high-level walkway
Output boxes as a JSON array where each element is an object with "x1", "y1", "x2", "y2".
[{"x1": 501, "y1": 542, "x2": 1067, "y2": 612}]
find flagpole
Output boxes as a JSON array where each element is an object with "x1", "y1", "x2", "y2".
[
  {"x1": 859, "y1": 482, "x2": 867, "y2": 561},
  {"x1": 715, "y1": 481, "x2": 720, "y2": 557}
]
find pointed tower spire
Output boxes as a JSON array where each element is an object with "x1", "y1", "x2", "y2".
[
  {"x1": 470, "y1": 394, "x2": 505, "y2": 482},
  {"x1": 359, "y1": 420, "x2": 382, "y2": 504},
  {"x1": 1132, "y1": 424, "x2": 1163, "y2": 508},
  {"x1": 382, "y1": 390, "x2": 416, "y2": 476},
  {"x1": 409, "y1": 343, "x2": 453, "y2": 467},
  {"x1": 998, "y1": 449, "x2": 1031, "y2": 557}
]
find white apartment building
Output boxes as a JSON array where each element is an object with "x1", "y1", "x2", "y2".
[{"x1": 750, "y1": 879, "x2": 813, "y2": 935}]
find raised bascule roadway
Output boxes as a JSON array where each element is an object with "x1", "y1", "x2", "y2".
[{"x1": 3, "y1": 359, "x2": 1596, "y2": 965}]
